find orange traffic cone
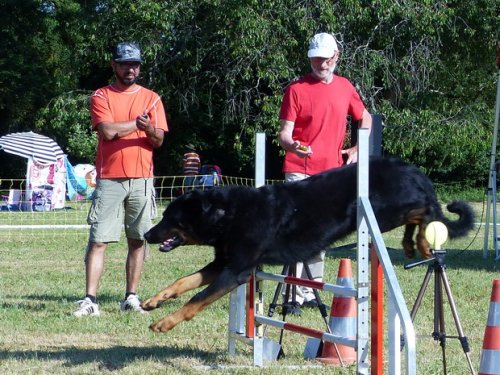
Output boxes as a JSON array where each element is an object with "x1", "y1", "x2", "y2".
[
  {"x1": 317, "y1": 258, "x2": 357, "y2": 365},
  {"x1": 478, "y1": 279, "x2": 500, "y2": 375}
]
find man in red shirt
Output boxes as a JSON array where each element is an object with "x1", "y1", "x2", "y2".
[
  {"x1": 74, "y1": 42, "x2": 168, "y2": 317},
  {"x1": 278, "y1": 32, "x2": 372, "y2": 307}
]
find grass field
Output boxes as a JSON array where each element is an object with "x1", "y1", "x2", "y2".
[{"x1": 0, "y1": 201, "x2": 499, "y2": 374}]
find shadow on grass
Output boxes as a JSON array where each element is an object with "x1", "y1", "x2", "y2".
[
  {"x1": 0, "y1": 292, "x2": 166, "y2": 311},
  {"x1": 0, "y1": 345, "x2": 222, "y2": 370},
  {"x1": 4, "y1": 292, "x2": 133, "y2": 304}
]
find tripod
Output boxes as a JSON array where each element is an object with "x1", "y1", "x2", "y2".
[
  {"x1": 268, "y1": 263, "x2": 302, "y2": 317},
  {"x1": 405, "y1": 250, "x2": 476, "y2": 375},
  {"x1": 268, "y1": 262, "x2": 329, "y2": 319},
  {"x1": 266, "y1": 261, "x2": 343, "y2": 361}
]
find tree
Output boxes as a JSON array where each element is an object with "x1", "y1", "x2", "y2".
[
  {"x1": 36, "y1": 91, "x2": 96, "y2": 163},
  {"x1": 0, "y1": 0, "x2": 94, "y2": 175},
  {"x1": 2, "y1": 0, "x2": 498, "y2": 183}
]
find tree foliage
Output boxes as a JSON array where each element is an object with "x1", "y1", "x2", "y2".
[
  {"x1": 36, "y1": 91, "x2": 96, "y2": 163},
  {"x1": 0, "y1": 0, "x2": 80, "y2": 130},
  {"x1": 0, "y1": 0, "x2": 498, "y2": 183}
]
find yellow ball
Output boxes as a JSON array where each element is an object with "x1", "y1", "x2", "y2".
[{"x1": 425, "y1": 221, "x2": 448, "y2": 250}]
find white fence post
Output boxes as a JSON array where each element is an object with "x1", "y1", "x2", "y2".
[
  {"x1": 228, "y1": 132, "x2": 266, "y2": 356},
  {"x1": 356, "y1": 128, "x2": 371, "y2": 374}
]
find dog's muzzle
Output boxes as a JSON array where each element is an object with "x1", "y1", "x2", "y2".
[{"x1": 159, "y1": 236, "x2": 184, "y2": 252}]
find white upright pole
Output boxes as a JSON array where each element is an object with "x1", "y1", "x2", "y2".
[
  {"x1": 357, "y1": 128, "x2": 370, "y2": 374},
  {"x1": 252, "y1": 132, "x2": 266, "y2": 365},
  {"x1": 255, "y1": 133, "x2": 266, "y2": 188},
  {"x1": 229, "y1": 132, "x2": 267, "y2": 358},
  {"x1": 483, "y1": 45, "x2": 500, "y2": 259}
]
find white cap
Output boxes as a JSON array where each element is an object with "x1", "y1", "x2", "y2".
[{"x1": 307, "y1": 33, "x2": 338, "y2": 58}]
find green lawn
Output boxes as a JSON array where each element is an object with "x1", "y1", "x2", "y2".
[{"x1": 0, "y1": 202, "x2": 498, "y2": 374}]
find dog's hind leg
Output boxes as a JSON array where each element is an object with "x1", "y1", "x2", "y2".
[
  {"x1": 402, "y1": 208, "x2": 431, "y2": 259},
  {"x1": 149, "y1": 268, "x2": 251, "y2": 333},
  {"x1": 141, "y1": 260, "x2": 223, "y2": 311},
  {"x1": 402, "y1": 224, "x2": 416, "y2": 259},
  {"x1": 416, "y1": 224, "x2": 432, "y2": 259}
]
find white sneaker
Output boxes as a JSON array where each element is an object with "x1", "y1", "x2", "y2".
[
  {"x1": 73, "y1": 297, "x2": 100, "y2": 317},
  {"x1": 120, "y1": 294, "x2": 147, "y2": 314}
]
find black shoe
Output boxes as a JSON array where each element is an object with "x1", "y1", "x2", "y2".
[{"x1": 302, "y1": 299, "x2": 319, "y2": 308}]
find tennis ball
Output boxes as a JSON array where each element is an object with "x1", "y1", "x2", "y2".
[{"x1": 425, "y1": 221, "x2": 448, "y2": 250}]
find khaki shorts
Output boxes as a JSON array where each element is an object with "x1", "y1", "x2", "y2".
[
  {"x1": 87, "y1": 178, "x2": 157, "y2": 242},
  {"x1": 285, "y1": 172, "x2": 310, "y2": 182}
]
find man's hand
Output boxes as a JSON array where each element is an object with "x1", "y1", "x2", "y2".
[
  {"x1": 136, "y1": 113, "x2": 164, "y2": 148},
  {"x1": 279, "y1": 120, "x2": 312, "y2": 157},
  {"x1": 136, "y1": 113, "x2": 153, "y2": 135},
  {"x1": 341, "y1": 146, "x2": 358, "y2": 165},
  {"x1": 292, "y1": 141, "x2": 313, "y2": 158}
]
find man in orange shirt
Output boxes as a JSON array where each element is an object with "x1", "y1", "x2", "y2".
[{"x1": 74, "y1": 42, "x2": 168, "y2": 317}]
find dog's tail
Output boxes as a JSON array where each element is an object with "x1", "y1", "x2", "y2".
[{"x1": 438, "y1": 200, "x2": 475, "y2": 239}]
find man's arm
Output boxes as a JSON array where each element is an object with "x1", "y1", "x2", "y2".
[
  {"x1": 278, "y1": 119, "x2": 312, "y2": 156},
  {"x1": 97, "y1": 115, "x2": 164, "y2": 148},
  {"x1": 91, "y1": 91, "x2": 138, "y2": 140},
  {"x1": 96, "y1": 120, "x2": 137, "y2": 141},
  {"x1": 342, "y1": 109, "x2": 373, "y2": 164},
  {"x1": 143, "y1": 127, "x2": 164, "y2": 148},
  {"x1": 359, "y1": 109, "x2": 373, "y2": 132}
]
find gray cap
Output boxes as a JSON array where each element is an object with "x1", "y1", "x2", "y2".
[{"x1": 113, "y1": 42, "x2": 143, "y2": 63}]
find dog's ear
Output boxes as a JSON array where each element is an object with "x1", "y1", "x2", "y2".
[
  {"x1": 201, "y1": 201, "x2": 227, "y2": 225},
  {"x1": 180, "y1": 192, "x2": 205, "y2": 216}
]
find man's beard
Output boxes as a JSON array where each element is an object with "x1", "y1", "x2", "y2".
[
  {"x1": 118, "y1": 76, "x2": 137, "y2": 86},
  {"x1": 312, "y1": 63, "x2": 336, "y2": 80}
]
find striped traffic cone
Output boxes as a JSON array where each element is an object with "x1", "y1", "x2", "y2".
[
  {"x1": 478, "y1": 279, "x2": 500, "y2": 375},
  {"x1": 317, "y1": 258, "x2": 357, "y2": 365}
]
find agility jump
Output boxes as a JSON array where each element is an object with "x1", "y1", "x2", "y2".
[{"x1": 141, "y1": 127, "x2": 476, "y2": 373}]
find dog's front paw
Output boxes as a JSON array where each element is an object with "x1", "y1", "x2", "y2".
[
  {"x1": 141, "y1": 298, "x2": 161, "y2": 311},
  {"x1": 149, "y1": 317, "x2": 175, "y2": 333}
]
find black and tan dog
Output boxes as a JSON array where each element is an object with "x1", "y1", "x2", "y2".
[{"x1": 142, "y1": 157, "x2": 474, "y2": 333}]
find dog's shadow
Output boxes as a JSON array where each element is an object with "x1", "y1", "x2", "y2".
[
  {"x1": 326, "y1": 243, "x2": 497, "y2": 272},
  {"x1": 0, "y1": 346, "x2": 221, "y2": 371}
]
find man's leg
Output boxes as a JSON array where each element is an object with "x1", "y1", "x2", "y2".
[
  {"x1": 125, "y1": 238, "x2": 146, "y2": 294},
  {"x1": 296, "y1": 251, "x2": 325, "y2": 306},
  {"x1": 74, "y1": 241, "x2": 106, "y2": 317},
  {"x1": 123, "y1": 178, "x2": 156, "y2": 294},
  {"x1": 120, "y1": 178, "x2": 155, "y2": 313},
  {"x1": 119, "y1": 238, "x2": 148, "y2": 313},
  {"x1": 75, "y1": 178, "x2": 125, "y2": 317},
  {"x1": 85, "y1": 241, "x2": 107, "y2": 297},
  {"x1": 284, "y1": 173, "x2": 326, "y2": 305}
]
